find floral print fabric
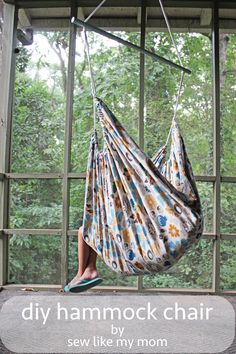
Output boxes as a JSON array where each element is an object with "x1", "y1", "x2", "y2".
[{"x1": 82, "y1": 98, "x2": 204, "y2": 275}]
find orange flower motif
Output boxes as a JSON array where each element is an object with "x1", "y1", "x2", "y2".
[
  {"x1": 169, "y1": 224, "x2": 180, "y2": 237},
  {"x1": 160, "y1": 191, "x2": 168, "y2": 202},
  {"x1": 134, "y1": 262, "x2": 145, "y2": 270},
  {"x1": 126, "y1": 167, "x2": 133, "y2": 177},
  {"x1": 136, "y1": 212, "x2": 143, "y2": 224},
  {"x1": 114, "y1": 179, "x2": 123, "y2": 191},
  {"x1": 123, "y1": 228, "x2": 131, "y2": 243},
  {"x1": 173, "y1": 159, "x2": 178, "y2": 171},
  {"x1": 165, "y1": 207, "x2": 175, "y2": 216},
  {"x1": 149, "y1": 176, "x2": 156, "y2": 185},
  {"x1": 87, "y1": 220, "x2": 92, "y2": 228},
  {"x1": 114, "y1": 195, "x2": 122, "y2": 208},
  {"x1": 145, "y1": 195, "x2": 156, "y2": 210}
]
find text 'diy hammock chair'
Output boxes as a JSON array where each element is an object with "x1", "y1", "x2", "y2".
[{"x1": 75, "y1": 1, "x2": 204, "y2": 276}]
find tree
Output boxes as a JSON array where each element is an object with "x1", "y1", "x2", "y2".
[{"x1": 7, "y1": 29, "x2": 236, "y2": 290}]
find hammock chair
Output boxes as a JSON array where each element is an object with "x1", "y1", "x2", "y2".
[{"x1": 74, "y1": 0, "x2": 204, "y2": 275}]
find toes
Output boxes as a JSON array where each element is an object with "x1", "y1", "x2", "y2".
[{"x1": 69, "y1": 277, "x2": 83, "y2": 287}]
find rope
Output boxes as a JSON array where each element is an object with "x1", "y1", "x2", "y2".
[
  {"x1": 173, "y1": 71, "x2": 185, "y2": 122},
  {"x1": 158, "y1": 0, "x2": 183, "y2": 67},
  {"x1": 80, "y1": 0, "x2": 187, "y2": 140},
  {"x1": 84, "y1": 0, "x2": 107, "y2": 23},
  {"x1": 82, "y1": 0, "x2": 108, "y2": 134},
  {"x1": 164, "y1": 71, "x2": 185, "y2": 147},
  {"x1": 82, "y1": 28, "x2": 97, "y2": 134},
  {"x1": 158, "y1": 0, "x2": 186, "y2": 147}
]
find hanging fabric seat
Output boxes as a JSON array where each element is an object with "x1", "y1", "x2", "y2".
[
  {"x1": 81, "y1": 97, "x2": 204, "y2": 275},
  {"x1": 76, "y1": 0, "x2": 204, "y2": 276}
]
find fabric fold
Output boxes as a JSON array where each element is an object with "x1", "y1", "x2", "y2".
[{"x1": 82, "y1": 98, "x2": 204, "y2": 275}]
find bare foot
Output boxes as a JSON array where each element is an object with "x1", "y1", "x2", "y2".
[
  {"x1": 80, "y1": 267, "x2": 99, "y2": 281},
  {"x1": 67, "y1": 268, "x2": 99, "y2": 289},
  {"x1": 67, "y1": 272, "x2": 83, "y2": 288}
]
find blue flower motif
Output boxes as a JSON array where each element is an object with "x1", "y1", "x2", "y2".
[
  {"x1": 170, "y1": 250, "x2": 179, "y2": 258},
  {"x1": 168, "y1": 240, "x2": 176, "y2": 250},
  {"x1": 110, "y1": 208, "x2": 115, "y2": 218},
  {"x1": 181, "y1": 238, "x2": 189, "y2": 248},
  {"x1": 135, "y1": 234, "x2": 141, "y2": 246},
  {"x1": 130, "y1": 198, "x2": 135, "y2": 208},
  {"x1": 117, "y1": 211, "x2": 123, "y2": 222},
  {"x1": 144, "y1": 185, "x2": 151, "y2": 192},
  {"x1": 155, "y1": 194, "x2": 166, "y2": 206},
  {"x1": 93, "y1": 215, "x2": 97, "y2": 223},
  {"x1": 96, "y1": 244, "x2": 102, "y2": 253},
  {"x1": 85, "y1": 214, "x2": 92, "y2": 221},
  {"x1": 135, "y1": 223, "x2": 142, "y2": 233},
  {"x1": 112, "y1": 224, "x2": 119, "y2": 232},
  {"x1": 129, "y1": 181, "x2": 136, "y2": 191},
  {"x1": 157, "y1": 215, "x2": 167, "y2": 227},
  {"x1": 104, "y1": 241, "x2": 110, "y2": 249},
  {"x1": 127, "y1": 249, "x2": 135, "y2": 260},
  {"x1": 142, "y1": 226, "x2": 147, "y2": 236},
  {"x1": 154, "y1": 185, "x2": 162, "y2": 193},
  {"x1": 107, "y1": 214, "x2": 113, "y2": 224}
]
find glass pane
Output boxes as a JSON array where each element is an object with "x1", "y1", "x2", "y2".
[
  {"x1": 9, "y1": 179, "x2": 62, "y2": 229},
  {"x1": 220, "y1": 33, "x2": 236, "y2": 176},
  {"x1": 8, "y1": 234, "x2": 61, "y2": 284},
  {"x1": 68, "y1": 236, "x2": 137, "y2": 287},
  {"x1": 68, "y1": 236, "x2": 78, "y2": 283},
  {"x1": 144, "y1": 32, "x2": 213, "y2": 176},
  {"x1": 96, "y1": 258, "x2": 137, "y2": 287},
  {"x1": 71, "y1": 31, "x2": 140, "y2": 172},
  {"x1": 220, "y1": 239, "x2": 236, "y2": 290},
  {"x1": 196, "y1": 182, "x2": 213, "y2": 233},
  {"x1": 143, "y1": 239, "x2": 213, "y2": 289},
  {"x1": 69, "y1": 179, "x2": 86, "y2": 229},
  {"x1": 221, "y1": 183, "x2": 236, "y2": 233},
  {"x1": 12, "y1": 23, "x2": 69, "y2": 172}
]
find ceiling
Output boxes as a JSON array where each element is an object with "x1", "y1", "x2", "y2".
[{"x1": 4, "y1": 0, "x2": 236, "y2": 33}]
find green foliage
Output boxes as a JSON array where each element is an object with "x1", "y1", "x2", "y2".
[
  {"x1": 8, "y1": 30, "x2": 236, "y2": 290},
  {"x1": 143, "y1": 239, "x2": 213, "y2": 289},
  {"x1": 12, "y1": 73, "x2": 65, "y2": 173},
  {"x1": 220, "y1": 240, "x2": 236, "y2": 290},
  {"x1": 9, "y1": 235, "x2": 61, "y2": 284},
  {"x1": 16, "y1": 46, "x2": 31, "y2": 72},
  {"x1": 9, "y1": 179, "x2": 62, "y2": 229},
  {"x1": 144, "y1": 33, "x2": 213, "y2": 176},
  {"x1": 220, "y1": 35, "x2": 236, "y2": 176}
]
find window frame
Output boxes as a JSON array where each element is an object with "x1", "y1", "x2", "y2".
[{"x1": 0, "y1": 1, "x2": 236, "y2": 294}]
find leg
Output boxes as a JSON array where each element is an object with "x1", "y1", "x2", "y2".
[
  {"x1": 79, "y1": 241, "x2": 99, "y2": 281},
  {"x1": 78, "y1": 226, "x2": 91, "y2": 277},
  {"x1": 67, "y1": 226, "x2": 99, "y2": 287}
]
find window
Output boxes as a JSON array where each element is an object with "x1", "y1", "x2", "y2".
[{"x1": 1, "y1": 3, "x2": 235, "y2": 293}]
